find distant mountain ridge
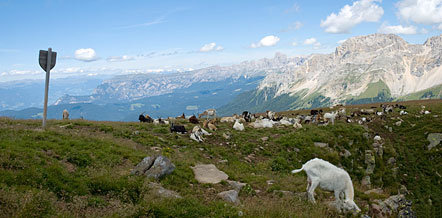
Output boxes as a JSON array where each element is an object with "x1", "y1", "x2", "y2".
[
  {"x1": 55, "y1": 53, "x2": 306, "y2": 105},
  {"x1": 218, "y1": 34, "x2": 442, "y2": 115}
]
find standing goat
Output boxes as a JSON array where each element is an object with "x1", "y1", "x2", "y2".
[
  {"x1": 62, "y1": 109, "x2": 69, "y2": 120},
  {"x1": 291, "y1": 158, "x2": 360, "y2": 213}
]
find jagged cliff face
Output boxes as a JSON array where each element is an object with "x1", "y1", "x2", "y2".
[{"x1": 258, "y1": 34, "x2": 442, "y2": 104}]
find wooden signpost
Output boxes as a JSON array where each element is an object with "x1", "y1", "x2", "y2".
[{"x1": 39, "y1": 48, "x2": 57, "y2": 128}]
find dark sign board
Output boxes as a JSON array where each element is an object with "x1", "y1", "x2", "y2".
[{"x1": 39, "y1": 50, "x2": 57, "y2": 71}]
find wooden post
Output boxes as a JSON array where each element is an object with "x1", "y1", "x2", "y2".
[{"x1": 42, "y1": 48, "x2": 52, "y2": 129}]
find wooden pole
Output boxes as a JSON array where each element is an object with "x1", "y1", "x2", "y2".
[{"x1": 42, "y1": 48, "x2": 52, "y2": 129}]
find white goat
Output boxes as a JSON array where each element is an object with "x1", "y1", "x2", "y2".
[
  {"x1": 233, "y1": 120, "x2": 245, "y2": 131},
  {"x1": 220, "y1": 117, "x2": 235, "y2": 123},
  {"x1": 291, "y1": 158, "x2": 360, "y2": 213},
  {"x1": 323, "y1": 112, "x2": 337, "y2": 124},
  {"x1": 190, "y1": 126, "x2": 211, "y2": 143},
  {"x1": 293, "y1": 122, "x2": 302, "y2": 129}
]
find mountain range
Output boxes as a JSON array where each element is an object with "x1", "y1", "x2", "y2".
[{"x1": 1, "y1": 33, "x2": 441, "y2": 121}]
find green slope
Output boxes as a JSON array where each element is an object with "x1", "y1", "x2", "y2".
[{"x1": 1, "y1": 101, "x2": 441, "y2": 217}]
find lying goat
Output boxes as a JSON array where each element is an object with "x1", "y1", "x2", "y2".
[
  {"x1": 292, "y1": 158, "x2": 360, "y2": 213},
  {"x1": 170, "y1": 123, "x2": 186, "y2": 134},
  {"x1": 233, "y1": 120, "x2": 245, "y2": 131},
  {"x1": 190, "y1": 126, "x2": 211, "y2": 142}
]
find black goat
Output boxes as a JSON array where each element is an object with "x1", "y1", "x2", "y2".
[
  {"x1": 189, "y1": 115, "x2": 199, "y2": 124},
  {"x1": 170, "y1": 123, "x2": 186, "y2": 134},
  {"x1": 139, "y1": 114, "x2": 153, "y2": 123},
  {"x1": 242, "y1": 111, "x2": 252, "y2": 122}
]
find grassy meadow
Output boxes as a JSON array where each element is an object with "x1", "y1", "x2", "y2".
[{"x1": 0, "y1": 100, "x2": 441, "y2": 217}]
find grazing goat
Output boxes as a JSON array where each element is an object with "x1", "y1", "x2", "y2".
[
  {"x1": 233, "y1": 120, "x2": 245, "y2": 131},
  {"x1": 324, "y1": 112, "x2": 337, "y2": 124},
  {"x1": 242, "y1": 111, "x2": 252, "y2": 122},
  {"x1": 170, "y1": 123, "x2": 186, "y2": 134},
  {"x1": 62, "y1": 109, "x2": 69, "y2": 120},
  {"x1": 139, "y1": 113, "x2": 153, "y2": 123},
  {"x1": 292, "y1": 158, "x2": 360, "y2": 213},
  {"x1": 310, "y1": 109, "x2": 322, "y2": 116},
  {"x1": 189, "y1": 115, "x2": 199, "y2": 124},
  {"x1": 266, "y1": 110, "x2": 275, "y2": 120},
  {"x1": 199, "y1": 109, "x2": 216, "y2": 119}
]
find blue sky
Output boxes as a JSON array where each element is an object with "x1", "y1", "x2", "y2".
[{"x1": 1, "y1": 0, "x2": 441, "y2": 82}]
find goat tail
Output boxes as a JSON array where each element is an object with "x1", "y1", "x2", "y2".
[{"x1": 291, "y1": 166, "x2": 304, "y2": 174}]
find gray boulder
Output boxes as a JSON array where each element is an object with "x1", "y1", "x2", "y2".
[
  {"x1": 427, "y1": 133, "x2": 441, "y2": 150},
  {"x1": 217, "y1": 190, "x2": 239, "y2": 204},
  {"x1": 191, "y1": 164, "x2": 228, "y2": 184},
  {"x1": 131, "y1": 155, "x2": 175, "y2": 179},
  {"x1": 148, "y1": 182, "x2": 181, "y2": 199}
]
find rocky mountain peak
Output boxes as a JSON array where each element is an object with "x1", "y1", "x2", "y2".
[
  {"x1": 424, "y1": 34, "x2": 442, "y2": 49},
  {"x1": 335, "y1": 33, "x2": 408, "y2": 57}
]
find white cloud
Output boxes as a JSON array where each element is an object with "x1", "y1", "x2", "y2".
[
  {"x1": 320, "y1": 0, "x2": 384, "y2": 33},
  {"x1": 284, "y1": 3, "x2": 300, "y2": 13},
  {"x1": 378, "y1": 23, "x2": 417, "y2": 34},
  {"x1": 1, "y1": 70, "x2": 41, "y2": 76},
  {"x1": 199, "y1": 43, "x2": 224, "y2": 52},
  {"x1": 74, "y1": 48, "x2": 99, "y2": 62},
  {"x1": 292, "y1": 42, "x2": 298, "y2": 46},
  {"x1": 107, "y1": 55, "x2": 135, "y2": 62},
  {"x1": 313, "y1": 42, "x2": 322, "y2": 49},
  {"x1": 304, "y1": 38, "x2": 317, "y2": 45},
  {"x1": 438, "y1": 23, "x2": 442, "y2": 30},
  {"x1": 337, "y1": 39, "x2": 347, "y2": 44},
  {"x1": 251, "y1": 35, "x2": 280, "y2": 48},
  {"x1": 397, "y1": 0, "x2": 442, "y2": 25},
  {"x1": 282, "y1": 21, "x2": 303, "y2": 31}
]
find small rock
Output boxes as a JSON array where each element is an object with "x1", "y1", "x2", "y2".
[
  {"x1": 363, "y1": 132, "x2": 370, "y2": 139},
  {"x1": 395, "y1": 121, "x2": 402, "y2": 126},
  {"x1": 238, "y1": 211, "x2": 243, "y2": 217},
  {"x1": 191, "y1": 164, "x2": 228, "y2": 184},
  {"x1": 145, "y1": 156, "x2": 176, "y2": 179},
  {"x1": 150, "y1": 146, "x2": 161, "y2": 152},
  {"x1": 148, "y1": 182, "x2": 181, "y2": 199},
  {"x1": 218, "y1": 159, "x2": 228, "y2": 164},
  {"x1": 131, "y1": 155, "x2": 175, "y2": 180},
  {"x1": 217, "y1": 190, "x2": 239, "y2": 204},
  {"x1": 314, "y1": 142, "x2": 329, "y2": 148},
  {"x1": 364, "y1": 188, "x2": 383, "y2": 195},
  {"x1": 388, "y1": 127, "x2": 393, "y2": 132},
  {"x1": 339, "y1": 149, "x2": 351, "y2": 158},
  {"x1": 266, "y1": 180, "x2": 275, "y2": 185},
  {"x1": 387, "y1": 157, "x2": 396, "y2": 165},
  {"x1": 261, "y1": 136, "x2": 269, "y2": 141},
  {"x1": 293, "y1": 147, "x2": 300, "y2": 152},
  {"x1": 362, "y1": 175, "x2": 371, "y2": 187},
  {"x1": 227, "y1": 180, "x2": 247, "y2": 191},
  {"x1": 222, "y1": 132, "x2": 231, "y2": 140},
  {"x1": 427, "y1": 133, "x2": 442, "y2": 150},
  {"x1": 365, "y1": 150, "x2": 375, "y2": 174},
  {"x1": 244, "y1": 157, "x2": 252, "y2": 163},
  {"x1": 349, "y1": 140, "x2": 354, "y2": 146},
  {"x1": 133, "y1": 131, "x2": 140, "y2": 135}
]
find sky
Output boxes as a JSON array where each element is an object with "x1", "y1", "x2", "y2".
[{"x1": 1, "y1": 0, "x2": 442, "y2": 82}]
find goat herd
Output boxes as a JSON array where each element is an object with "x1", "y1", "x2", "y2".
[{"x1": 133, "y1": 103, "x2": 432, "y2": 213}]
